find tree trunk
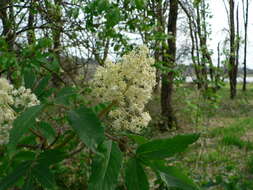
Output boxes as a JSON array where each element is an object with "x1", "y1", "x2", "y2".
[
  {"x1": 228, "y1": 0, "x2": 237, "y2": 99},
  {"x1": 0, "y1": 1, "x2": 15, "y2": 50},
  {"x1": 179, "y1": 1, "x2": 202, "y2": 89},
  {"x1": 160, "y1": 0, "x2": 178, "y2": 130},
  {"x1": 196, "y1": 2, "x2": 214, "y2": 93},
  {"x1": 154, "y1": 47, "x2": 161, "y2": 92},
  {"x1": 153, "y1": 0, "x2": 164, "y2": 93},
  {"x1": 215, "y1": 42, "x2": 221, "y2": 89},
  {"x1": 27, "y1": 0, "x2": 36, "y2": 44},
  {"x1": 235, "y1": 5, "x2": 240, "y2": 78},
  {"x1": 242, "y1": 0, "x2": 249, "y2": 91}
]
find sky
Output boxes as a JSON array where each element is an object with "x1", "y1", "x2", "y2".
[
  {"x1": 125, "y1": 0, "x2": 253, "y2": 69},
  {"x1": 76, "y1": 0, "x2": 253, "y2": 70},
  {"x1": 209, "y1": 0, "x2": 253, "y2": 68}
]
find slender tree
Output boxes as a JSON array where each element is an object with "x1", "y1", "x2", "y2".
[
  {"x1": 228, "y1": 0, "x2": 237, "y2": 99},
  {"x1": 179, "y1": 0, "x2": 222, "y2": 93},
  {"x1": 242, "y1": 0, "x2": 249, "y2": 91},
  {"x1": 27, "y1": 0, "x2": 36, "y2": 45},
  {"x1": 235, "y1": 4, "x2": 240, "y2": 85}
]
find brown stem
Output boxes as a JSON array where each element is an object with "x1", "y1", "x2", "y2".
[
  {"x1": 67, "y1": 143, "x2": 86, "y2": 158},
  {"x1": 98, "y1": 100, "x2": 117, "y2": 119},
  {"x1": 53, "y1": 132, "x2": 76, "y2": 149}
]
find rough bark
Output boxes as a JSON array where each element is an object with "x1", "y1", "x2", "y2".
[
  {"x1": 153, "y1": 0, "x2": 164, "y2": 92},
  {"x1": 235, "y1": 5, "x2": 240, "y2": 75},
  {"x1": 242, "y1": 0, "x2": 249, "y2": 91},
  {"x1": 228, "y1": 0, "x2": 237, "y2": 99},
  {"x1": 160, "y1": 0, "x2": 178, "y2": 130},
  {"x1": 196, "y1": 2, "x2": 212, "y2": 92},
  {"x1": 27, "y1": 0, "x2": 36, "y2": 44},
  {"x1": 215, "y1": 42, "x2": 221, "y2": 89},
  {"x1": 0, "y1": 0, "x2": 15, "y2": 50}
]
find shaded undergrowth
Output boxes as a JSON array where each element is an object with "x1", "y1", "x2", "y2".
[{"x1": 148, "y1": 84, "x2": 253, "y2": 190}]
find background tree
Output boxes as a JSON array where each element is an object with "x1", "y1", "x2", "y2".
[
  {"x1": 160, "y1": 0, "x2": 179, "y2": 129},
  {"x1": 179, "y1": 0, "x2": 222, "y2": 95},
  {"x1": 228, "y1": 0, "x2": 237, "y2": 99},
  {"x1": 122, "y1": 0, "x2": 179, "y2": 130},
  {"x1": 242, "y1": 0, "x2": 249, "y2": 91}
]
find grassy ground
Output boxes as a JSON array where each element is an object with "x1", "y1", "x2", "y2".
[{"x1": 147, "y1": 83, "x2": 253, "y2": 190}]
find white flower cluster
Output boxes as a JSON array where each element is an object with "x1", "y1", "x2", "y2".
[
  {"x1": 12, "y1": 86, "x2": 40, "y2": 108},
  {"x1": 92, "y1": 46, "x2": 156, "y2": 133},
  {"x1": 0, "y1": 78, "x2": 40, "y2": 145}
]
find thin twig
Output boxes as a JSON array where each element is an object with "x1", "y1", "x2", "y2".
[{"x1": 67, "y1": 143, "x2": 86, "y2": 158}]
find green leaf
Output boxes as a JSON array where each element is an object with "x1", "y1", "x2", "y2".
[
  {"x1": 106, "y1": 7, "x2": 121, "y2": 28},
  {"x1": 54, "y1": 87, "x2": 77, "y2": 105},
  {"x1": 9, "y1": 105, "x2": 45, "y2": 149},
  {"x1": 193, "y1": 0, "x2": 202, "y2": 7},
  {"x1": 136, "y1": 134, "x2": 199, "y2": 160},
  {"x1": 68, "y1": 106, "x2": 104, "y2": 150},
  {"x1": 32, "y1": 164, "x2": 55, "y2": 189},
  {"x1": 127, "y1": 135, "x2": 148, "y2": 145},
  {"x1": 88, "y1": 140, "x2": 123, "y2": 190},
  {"x1": 153, "y1": 163, "x2": 199, "y2": 190},
  {"x1": 47, "y1": 57, "x2": 60, "y2": 72},
  {"x1": 36, "y1": 149, "x2": 66, "y2": 166},
  {"x1": 0, "y1": 161, "x2": 32, "y2": 190},
  {"x1": 97, "y1": 0, "x2": 110, "y2": 12},
  {"x1": 92, "y1": 103, "x2": 110, "y2": 115},
  {"x1": 16, "y1": 135, "x2": 36, "y2": 147},
  {"x1": 125, "y1": 158, "x2": 149, "y2": 190},
  {"x1": 72, "y1": 8, "x2": 80, "y2": 18},
  {"x1": 24, "y1": 69, "x2": 36, "y2": 89},
  {"x1": 37, "y1": 122, "x2": 56, "y2": 143},
  {"x1": 134, "y1": 0, "x2": 145, "y2": 9},
  {"x1": 34, "y1": 75, "x2": 51, "y2": 97},
  {"x1": 22, "y1": 175, "x2": 34, "y2": 190},
  {"x1": 12, "y1": 151, "x2": 36, "y2": 162},
  {"x1": 36, "y1": 38, "x2": 52, "y2": 49}
]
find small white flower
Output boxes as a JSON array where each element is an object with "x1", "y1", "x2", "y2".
[
  {"x1": 92, "y1": 46, "x2": 156, "y2": 133},
  {"x1": 0, "y1": 79, "x2": 40, "y2": 145}
]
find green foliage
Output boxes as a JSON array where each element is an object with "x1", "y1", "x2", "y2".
[
  {"x1": 220, "y1": 135, "x2": 253, "y2": 150},
  {"x1": 136, "y1": 134, "x2": 200, "y2": 160},
  {"x1": 0, "y1": 89, "x2": 199, "y2": 190},
  {"x1": 193, "y1": 0, "x2": 202, "y2": 7},
  {"x1": 32, "y1": 163, "x2": 56, "y2": 188},
  {"x1": 67, "y1": 106, "x2": 105, "y2": 150},
  {"x1": 152, "y1": 163, "x2": 199, "y2": 190},
  {"x1": 0, "y1": 161, "x2": 32, "y2": 190},
  {"x1": 9, "y1": 105, "x2": 45, "y2": 150},
  {"x1": 246, "y1": 155, "x2": 253, "y2": 174},
  {"x1": 34, "y1": 75, "x2": 52, "y2": 98},
  {"x1": 22, "y1": 175, "x2": 34, "y2": 190},
  {"x1": 127, "y1": 134, "x2": 148, "y2": 145},
  {"x1": 54, "y1": 87, "x2": 77, "y2": 105},
  {"x1": 0, "y1": 149, "x2": 65, "y2": 190},
  {"x1": 37, "y1": 122, "x2": 56, "y2": 144},
  {"x1": 125, "y1": 158, "x2": 149, "y2": 190},
  {"x1": 0, "y1": 1, "x2": 206, "y2": 186},
  {"x1": 123, "y1": 134, "x2": 200, "y2": 190},
  {"x1": 23, "y1": 69, "x2": 36, "y2": 89},
  {"x1": 89, "y1": 140, "x2": 123, "y2": 190},
  {"x1": 134, "y1": 0, "x2": 146, "y2": 9}
]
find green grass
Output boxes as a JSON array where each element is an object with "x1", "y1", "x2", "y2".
[
  {"x1": 149, "y1": 83, "x2": 253, "y2": 189},
  {"x1": 220, "y1": 135, "x2": 253, "y2": 150},
  {"x1": 209, "y1": 118, "x2": 253, "y2": 138},
  {"x1": 246, "y1": 155, "x2": 253, "y2": 174}
]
